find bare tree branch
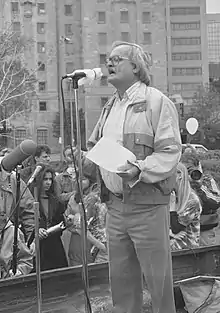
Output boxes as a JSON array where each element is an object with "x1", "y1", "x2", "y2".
[{"x1": 0, "y1": 26, "x2": 37, "y2": 129}]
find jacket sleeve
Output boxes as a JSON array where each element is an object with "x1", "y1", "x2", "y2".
[
  {"x1": 19, "y1": 178, "x2": 35, "y2": 240},
  {"x1": 134, "y1": 92, "x2": 182, "y2": 184},
  {"x1": 191, "y1": 174, "x2": 220, "y2": 212},
  {"x1": 178, "y1": 199, "x2": 201, "y2": 227}
]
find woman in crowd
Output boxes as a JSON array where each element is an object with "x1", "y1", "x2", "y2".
[
  {"x1": 33, "y1": 166, "x2": 68, "y2": 271},
  {"x1": 170, "y1": 162, "x2": 202, "y2": 250}
]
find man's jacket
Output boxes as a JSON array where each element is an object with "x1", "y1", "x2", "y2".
[
  {"x1": 0, "y1": 173, "x2": 35, "y2": 240},
  {"x1": 0, "y1": 220, "x2": 33, "y2": 278},
  {"x1": 86, "y1": 85, "x2": 182, "y2": 205}
]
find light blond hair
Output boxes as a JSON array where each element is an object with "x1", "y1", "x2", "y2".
[{"x1": 111, "y1": 41, "x2": 152, "y2": 86}]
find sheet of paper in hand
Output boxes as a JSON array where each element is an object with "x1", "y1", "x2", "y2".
[{"x1": 86, "y1": 137, "x2": 136, "y2": 173}]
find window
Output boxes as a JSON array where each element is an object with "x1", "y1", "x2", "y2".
[
  {"x1": 37, "y1": 129, "x2": 48, "y2": 145},
  {"x1": 39, "y1": 101, "x2": 47, "y2": 111},
  {"x1": 142, "y1": 12, "x2": 151, "y2": 24},
  {"x1": 172, "y1": 52, "x2": 201, "y2": 61},
  {"x1": 65, "y1": 24, "x2": 73, "y2": 36},
  {"x1": 64, "y1": 5, "x2": 73, "y2": 16},
  {"x1": 143, "y1": 32, "x2": 152, "y2": 45},
  {"x1": 38, "y1": 61, "x2": 46, "y2": 71},
  {"x1": 98, "y1": 32, "x2": 107, "y2": 46},
  {"x1": 99, "y1": 54, "x2": 106, "y2": 65},
  {"x1": 37, "y1": 42, "x2": 46, "y2": 53},
  {"x1": 65, "y1": 42, "x2": 74, "y2": 55},
  {"x1": 11, "y1": 2, "x2": 19, "y2": 13},
  {"x1": 98, "y1": 11, "x2": 106, "y2": 23},
  {"x1": 37, "y1": 23, "x2": 45, "y2": 34},
  {"x1": 172, "y1": 83, "x2": 201, "y2": 91},
  {"x1": 101, "y1": 97, "x2": 108, "y2": 107},
  {"x1": 172, "y1": 67, "x2": 202, "y2": 76},
  {"x1": 15, "y1": 128, "x2": 26, "y2": 146},
  {"x1": 171, "y1": 22, "x2": 200, "y2": 31},
  {"x1": 120, "y1": 10, "x2": 129, "y2": 23},
  {"x1": 38, "y1": 3, "x2": 45, "y2": 15},
  {"x1": 100, "y1": 76, "x2": 108, "y2": 86},
  {"x1": 23, "y1": 2, "x2": 32, "y2": 16},
  {"x1": 39, "y1": 81, "x2": 46, "y2": 91},
  {"x1": 66, "y1": 62, "x2": 74, "y2": 73},
  {"x1": 171, "y1": 37, "x2": 201, "y2": 46},
  {"x1": 12, "y1": 22, "x2": 21, "y2": 33},
  {"x1": 121, "y1": 32, "x2": 130, "y2": 42},
  {"x1": 170, "y1": 7, "x2": 200, "y2": 15}
]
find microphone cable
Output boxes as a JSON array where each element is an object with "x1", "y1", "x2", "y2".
[{"x1": 60, "y1": 78, "x2": 92, "y2": 313}]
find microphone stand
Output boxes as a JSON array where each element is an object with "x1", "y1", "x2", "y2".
[
  {"x1": 34, "y1": 186, "x2": 42, "y2": 313},
  {"x1": 71, "y1": 74, "x2": 90, "y2": 313},
  {"x1": 12, "y1": 164, "x2": 22, "y2": 275}
]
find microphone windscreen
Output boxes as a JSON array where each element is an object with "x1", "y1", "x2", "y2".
[{"x1": 1, "y1": 140, "x2": 37, "y2": 172}]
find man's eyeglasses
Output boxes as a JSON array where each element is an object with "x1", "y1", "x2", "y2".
[{"x1": 105, "y1": 55, "x2": 129, "y2": 66}]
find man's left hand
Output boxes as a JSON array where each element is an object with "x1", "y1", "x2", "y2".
[{"x1": 116, "y1": 161, "x2": 140, "y2": 182}]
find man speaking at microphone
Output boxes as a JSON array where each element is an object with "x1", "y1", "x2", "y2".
[{"x1": 74, "y1": 41, "x2": 181, "y2": 313}]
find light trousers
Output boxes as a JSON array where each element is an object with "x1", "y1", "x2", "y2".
[{"x1": 106, "y1": 195, "x2": 176, "y2": 313}]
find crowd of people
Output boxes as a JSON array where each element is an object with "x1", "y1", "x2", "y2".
[
  {"x1": 170, "y1": 145, "x2": 220, "y2": 250},
  {"x1": 0, "y1": 144, "x2": 108, "y2": 279}
]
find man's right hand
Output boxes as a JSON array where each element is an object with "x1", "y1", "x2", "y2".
[{"x1": 39, "y1": 228, "x2": 48, "y2": 240}]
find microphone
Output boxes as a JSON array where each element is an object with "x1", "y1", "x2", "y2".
[
  {"x1": 1, "y1": 140, "x2": 37, "y2": 173},
  {"x1": 27, "y1": 164, "x2": 45, "y2": 186},
  {"x1": 62, "y1": 68, "x2": 103, "y2": 86}
]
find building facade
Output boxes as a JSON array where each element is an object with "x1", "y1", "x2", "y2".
[
  {"x1": 0, "y1": 0, "x2": 209, "y2": 152},
  {"x1": 0, "y1": 0, "x2": 84, "y2": 154},
  {"x1": 166, "y1": 0, "x2": 209, "y2": 105},
  {"x1": 207, "y1": 13, "x2": 220, "y2": 79}
]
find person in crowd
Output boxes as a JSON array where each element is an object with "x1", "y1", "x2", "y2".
[
  {"x1": 0, "y1": 156, "x2": 35, "y2": 242},
  {"x1": 66, "y1": 186, "x2": 108, "y2": 265},
  {"x1": 0, "y1": 219, "x2": 33, "y2": 279},
  {"x1": 31, "y1": 166, "x2": 68, "y2": 271},
  {"x1": 181, "y1": 150, "x2": 220, "y2": 246},
  {"x1": 20, "y1": 144, "x2": 51, "y2": 185},
  {"x1": 71, "y1": 41, "x2": 181, "y2": 313},
  {"x1": 169, "y1": 162, "x2": 202, "y2": 250},
  {"x1": 55, "y1": 145, "x2": 90, "y2": 204},
  {"x1": 55, "y1": 145, "x2": 92, "y2": 261}
]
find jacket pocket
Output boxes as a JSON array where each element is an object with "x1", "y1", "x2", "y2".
[{"x1": 132, "y1": 133, "x2": 154, "y2": 160}]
